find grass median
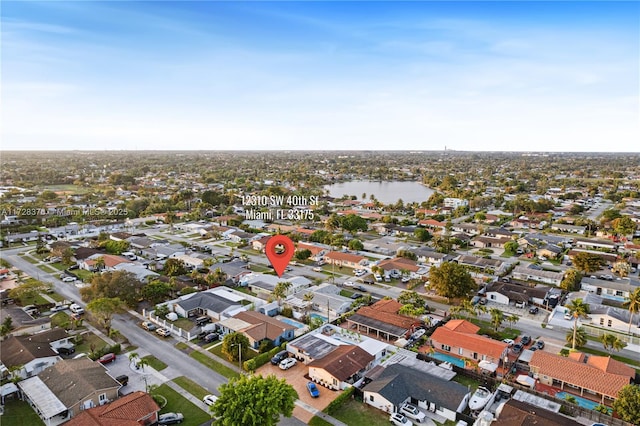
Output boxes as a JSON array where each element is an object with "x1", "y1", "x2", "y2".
[
  {"x1": 154, "y1": 384, "x2": 210, "y2": 426},
  {"x1": 189, "y1": 350, "x2": 240, "y2": 379},
  {"x1": 173, "y1": 376, "x2": 212, "y2": 400},
  {"x1": 141, "y1": 355, "x2": 168, "y2": 371}
]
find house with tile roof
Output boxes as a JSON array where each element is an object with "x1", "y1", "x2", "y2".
[
  {"x1": 295, "y1": 242, "x2": 327, "y2": 261},
  {"x1": 471, "y1": 236, "x2": 512, "y2": 249},
  {"x1": 18, "y1": 358, "x2": 121, "y2": 424},
  {"x1": 308, "y1": 344, "x2": 374, "y2": 390},
  {"x1": 218, "y1": 310, "x2": 296, "y2": 349},
  {"x1": 64, "y1": 391, "x2": 160, "y2": 426},
  {"x1": 376, "y1": 257, "x2": 422, "y2": 274},
  {"x1": 323, "y1": 251, "x2": 366, "y2": 269},
  {"x1": 363, "y1": 363, "x2": 470, "y2": 422},
  {"x1": 80, "y1": 254, "x2": 132, "y2": 272},
  {"x1": 418, "y1": 219, "x2": 446, "y2": 232},
  {"x1": 495, "y1": 399, "x2": 583, "y2": 426},
  {"x1": 345, "y1": 299, "x2": 422, "y2": 341},
  {"x1": 0, "y1": 328, "x2": 70, "y2": 379},
  {"x1": 429, "y1": 320, "x2": 509, "y2": 369},
  {"x1": 529, "y1": 351, "x2": 634, "y2": 405}
]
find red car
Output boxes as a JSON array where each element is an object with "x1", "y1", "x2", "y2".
[{"x1": 98, "y1": 353, "x2": 116, "y2": 364}]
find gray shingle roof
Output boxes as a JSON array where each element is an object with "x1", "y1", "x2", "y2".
[{"x1": 176, "y1": 292, "x2": 240, "y2": 313}]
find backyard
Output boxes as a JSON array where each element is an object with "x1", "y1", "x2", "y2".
[
  {"x1": 0, "y1": 399, "x2": 44, "y2": 426},
  {"x1": 329, "y1": 399, "x2": 390, "y2": 426}
]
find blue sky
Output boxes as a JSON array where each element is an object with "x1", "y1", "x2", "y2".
[{"x1": 2, "y1": 1, "x2": 638, "y2": 151}]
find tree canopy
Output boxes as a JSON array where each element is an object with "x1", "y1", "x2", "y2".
[
  {"x1": 428, "y1": 262, "x2": 476, "y2": 299},
  {"x1": 212, "y1": 374, "x2": 298, "y2": 426},
  {"x1": 9, "y1": 279, "x2": 52, "y2": 302},
  {"x1": 221, "y1": 332, "x2": 250, "y2": 363},
  {"x1": 80, "y1": 271, "x2": 144, "y2": 308},
  {"x1": 572, "y1": 252, "x2": 606, "y2": 273},
  {"x1": 163, "y1": 258, "x2": 187, "y2": 277},
  {"x1": 560, "y1": 269, "x2": 583, "y2": 292},
  {"x1": 612, "y1": 384, "x2": 640, "y2": 425},
  {"x1": 86, "y1": 297, "x2": 124, "y2": 335}
]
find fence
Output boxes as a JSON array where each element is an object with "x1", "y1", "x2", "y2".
[
  {"x1": 582, "y1": 324, "x2": 640, "y2": 346},
  {"x1": 142, "y1": 309, "x2": 192, "y2": 340}
]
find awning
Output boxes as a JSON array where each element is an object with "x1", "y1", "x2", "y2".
[
  {"x1": 478, "y1": 360, "x2": 498, "y2": 372},
  {"x1": 1, "y1": 383, "x2": 19, "y2": 397}
]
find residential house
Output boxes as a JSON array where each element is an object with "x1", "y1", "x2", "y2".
[
  {"x1": 418, "y1": 219, "x2": 447, "y2": 232},
  {"x1": 287, "y1": 284, "x2": 352, "y2": 320},
  {"x1": 323, "y1": 251, "x2": 366, "y2": 269},
  {"x1": 485, "y1": 282, "x2": 549, "y2": 307},
  {"x1": 408, "y1": 247, "x2": 453, "y2": 266},
  {"x1": 573, "y1": 237, "x2": 617, "y2": 252},
  {"x1": 550, "y1": 223, "x2": 587, "y2": 235},
  {"x1": 217, "y1": 310, "x2": 295, "y2": 349},
  {"x1": 529, "y1": 351, "x2": 634, "y2": 405},
  {"x1": 485, "y1": 228, "x2": 514, "y2": 238},
  {"x1": 18, "y1": 358, "x2": 121, "y2": 425},
  {"x1": 471, "y1": 236, "x2": 511, "y2": 249},
  {"x1": 0, "y1": 329, "x2": 70, "y2": 379},
  {"x1": 346, "y1": 299, "x2": 421, "y2": 341},
  {"x1": 376, "y1": 257, "x2": 422, "y2": 276},
  {"x1": 537, "y1": 244, "x2": 563, "y2": 260},
  {"x1": 451, "y1": 223, "x2": 481, "y2": 236},
  {"x1": 296, "y1": 242, "x2": 328, "y2": 261},
  {"x1": 0, "y1": 305, "x2": 51, "y2": 337},
  {"x1": 112, "y1": 263, "x2": 159, "y2": 283},
  {"x1": 495, "y1": 399, "x2": 583, "y2": 426},
  {"x1": 80, "y1": 254, "x2": 132, "y2": 272},
  {"x1": 566, "y1": 292, "x2": 640, "y2": 335},
  {"x1": 227, "y1": 230, "x2": 254, "y2": 243},
  {"x1": 429, "y1": 320, "x2": 509, "y2": 368},
  {"x1": 308, "y1": 345, "x2": 374, "y2": 390},
  {"x1": 444, "y1": 198, "x2": 468, "y2": 208},
  {"x1": 172, "y1": 254, "x2": 205, "y2": 270},
  {"x1": 363, "y1": 363, "x2": 469, "y2": 422},
  {"x1": 580, "y1": 277, "x2": 638, "y2": 303},
  {"x1": 512, "y1": 265, "x2": 564, "y2": 286},
  {"x1": 127, "y1": 236, "x2": 154, "y2": 250},
  {"x1": 140, "y1": 244, "x2": 185, "y2": 261},
  {"x1": 362, "y1": 238, "x2": 405, "y2": 256},
  {"x1": 456, "y1": 255, "x2": 505, "y2": 273},
  {"x1": 251, "y1": 235, "x2": 271, "y2": 252},
  {"x1": 208, "y1": 260, "x2": 251, "y2": 285},
  {"x1": 171, "y1": 290, "x2": 242, "y2": 320},
  {"x1": 568, "y1": 249, "x2": 617, "y2": 265},
  {"x1": 239, "y1": 273, "x2": 312, "y2": 299},
  {"x1": 64, "y1": 391, "x2": 160, "y2": 426}
]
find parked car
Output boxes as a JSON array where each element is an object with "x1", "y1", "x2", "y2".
[
  {"x1": 564, "y1": 311, "x2": 573, "y2": 320},
  {"x1": 270, "y1": 350, "x2": 289, "y2": 365},
  {"x1": 520, "y1": 335, "x2": 531, "y2": 345},
  {"x1": 98, "y1": 353, "x2": 116, "y2": 364},
  {"x1": 116, "y1": 375, "x2": 129, "y2": 386},
  {"x1": 69, "y1": 304, "x2": 84, "y2": 315},
  {"x1": 343, "y1": 281, "x2": 355, "y2": 287},
  {"x1": 62, "y1": 276, "x2": 77, "y2": 282},
  {"x1": 515, "y1": 301, "x2": 526, "y2": 308},
  {"x1": 279, "y1": 358, "x2": 297, "y2": 370},
  {"x1": 400, "y1": 403, "x2": 426, "y2": 423},
  {"x1": 529, "y1": 306, "x2": 539, "y2": 314},
  {"x1": 312, "y1": 267, "x2": 322, "y2": 272},
  {"x1": 158, "y1": 412, "x2": 184, "y2": 425},
  {"x1": 203, "y1": 394, "x2": 218, "y2": 406},
  {"x1": 350, "y1": 293, "x2": 363, "y2": 300},
  {"x1": 512, "y1": 343, "x2": 523, "y2": 354},
  {"x1": 502, "y1": 338, "x2": 515, "y2": 347},
  {"x1": 156, "y1": 328, "x2": 171, "y2": 337},
  {"x1": 390, "y1": 413, "x2": 412, "y2": 426},
  {"x1": 478, "y1": 298, "x2": 487, "y2": 305},
  {"x1": 306, "y1": 382, "x2": 320, "y2": 398},
  {"x1": 57, "y1": 345, "x2": 75, "y2": 355},
  {"x1": 355, "y1": 285, "x2": 367, "y2": 292},
  {"x1": 534, "y1": 340, "x2": 545, "y2": 350},
  {"x1": 203, "y1": 333, "x2": 219, "y2": 343},
  {"x1": 195, "y1": 316, "x2": 211, "y2": 326},
  {"x1": 141, "y1": 321, "x2": 157, "y2": 331}
]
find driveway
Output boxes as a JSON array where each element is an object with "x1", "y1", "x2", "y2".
[{"x1": 101, "y1": 352, "x2": 167, "y2": 395}]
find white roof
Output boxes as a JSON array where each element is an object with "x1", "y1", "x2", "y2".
[
  {"x1": 18, "y1": 376, "x2": 67, "y2": 419},
  {"x1": 358, "y1": 337, "x2": 389, "y2": 356},
  {"x1": 218, "y1": 317, "x2": 252, "y2": 332},
  {"x1": 478, "y1": 360, "x2": 499, "y2": 372}
]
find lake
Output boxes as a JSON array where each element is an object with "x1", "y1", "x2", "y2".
[{"x1": 324, "y1": 181, "x2": 434, "y2": 204}]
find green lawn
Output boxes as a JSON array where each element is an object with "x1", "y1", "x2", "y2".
[
  {"x1": 452, "y1": 374, "x2": 481, "y2": 391},
  {"x1": 51, "y1": 311, "x2": 71, "y2": 328},
  {"x1": 141, "y1": 355, "x2": 168, "y2": 371},
  {"x1": 173, "y1": 376, "x2": 212, "y2": 400},
  {"x1": 74, "y1": 269, "x2": 95, "y2": 282},
  {"x1": 209, "y1": 343, "x2": 258, "y2": 362},
  {"x1": 330, "y1": 399, "x2": 390, "y2": 426},
  {"x1": 190, "y1": 351, "x2": 240, "y2": 379},
  {"x1": 172, "y1": 317, "x2": 195, "y2": 331},
  {"x1": 17, "y1": 291, "x2": 49, "y2": 306},
  {"x1": 75, "y1": 332, "x2": 108, "y2": 354},
  {"x1": 22, "y1": 255, "x2": 40, "y2": 265},
  {"x1": 50, "y1": 262, "x2": 68, "y2": 271},
  {"x1": 48, "y1": 292, "x2": 65, "y2": 302},
  {"x1": 1, "y1": 399, "x2": 45, "y2": 426},
  {"x1": 41, "y1": 184, "x2": 90, "y2": 193},
  {"x1": 37, "y1": 264, "x2": 58, "y2": 273},
  {"x1": 309, "y1": 416, "x2": 334, "y2": 426},
  {"x1": 154, "y1": 384, "x2": 211, "y2": 426},
  {"x1": 175, "y1": 342, "x2": 190, "y2": 351}
]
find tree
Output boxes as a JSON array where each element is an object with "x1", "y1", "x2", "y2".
[
  {"x1": 565, "y1": 327, "x2": 587, "y2": 349},
  {"x1": 302, "y1": 292, "x2": 314, "y2": 317},
  {"x1": 612, "y1": 261, "x2": 631, "y2": 278},
  {"x1": 104, "y1": 240, "x2": 130, "y2": 255},
  {"x1": 61, "y1": 247, "x2": 74, "y2": 265},
  {"x1": 272, "y1": 281, "x2": 292, "y2": 307},
  {"x1": 398, "y1": 304, "x2": 425, "y2": 318},
  {"x1": 347, "y1": 239, "x2": 363, "y2": 251},
  {"x1": 572, "y1": 252, "x2": 606, "y2": 273},
  {"x1": 294, "y1": 249, "x2": 312, "y2": 261},
  {"x1": 623, "y1": 288, "x2": 640, "y2": 333},
  {"x1": 86, "y1": 297, "x2": 124, "y2": 336},
  {"x1": 80, "y1": 271, "x2": 144, "y2": 308},
  {"x1": 340, "y1": 214, "x2": 368, "y2": 234},
  {"x1": 397, "y1": 291, "x2": 425, "y2": 309},
  {"x1": 611, "y1": 216, "x2": 636, "y2": 236},
  {"x1": 0, "y1": 316, "x2": 14, "y2": 337},
  {"x1": 154, "y1": 304, "x2": 170, "y2": 318},
  {"x1": 428, "y1": 262, "x2": 476, "y2": 300},
  {"x1": 560, "y1": 269, "x2": 583, "y2": 292},
  {"x1": 490, "y1": 308, "x2": 504, "y2": 331},
  {"x1": 221, "y1": 332, "x2": 250, "y2": 363},
  {"x1": 612, "y1": 384, "x2": 640, "y2": 425},
  {"x1": 506, "y1": 314, "x2": 520, "y2": 329},
  {"x1": 600, "y1": 333, "x2": 627, "y2": 353},
  {"x1": 503, "y1": 240, "x2": 519, "y2": 255},
  {"x1": 567, "y1": 298, "x2": 590, "y2": 350},
  {"x1": 141, "y1": 280, "x2": 172, "y2": 304},
  {"x1": 414, "y1": 227, "x2": 432, "y2": 242},
  {"x1": 9, "y1": 280, "x2": 52, "y2": 303},
  {"x1": 212, "y1": 374, "x2": 298, "y2": 426},
  {"x1": 163, "y1": 258, "x2": 187, "y2": 277}
]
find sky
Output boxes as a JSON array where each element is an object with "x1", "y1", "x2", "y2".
[{"x1": 2, "y1": 1, "x2": 638, "y2": 152}]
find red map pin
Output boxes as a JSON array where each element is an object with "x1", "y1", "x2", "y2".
[{"x1": 265, "y1": 235, "x2": 295, "y2": 278}]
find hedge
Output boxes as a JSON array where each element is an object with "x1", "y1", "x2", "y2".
[
  {"x1": 88, "y1": 343, "x2": 122, "y2": 361},
  {"x1": 325, "y1": 386, "x2": 355, "y2": 415},
  {"x1": 243, "y1": 343, "x2": 287, "y2": 372}
]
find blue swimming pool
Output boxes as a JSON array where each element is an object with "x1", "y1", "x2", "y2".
[
  {"x1": 310, "y1": 313, "x2": 328, "y2": 322},
  {"x1": 429, "y1": 352, "x2": 465, "y2": 368},
  {"x1": 278, "y1": 317, "x2": 305, "y2": 329},
  {"x1": 556, "y1": 392, "x2": 612, "y2": 413}
]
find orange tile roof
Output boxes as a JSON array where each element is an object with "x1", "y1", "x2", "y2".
[
  {"x1": 309, "y1": 345, "x2": 374, "y2": 381},
  {"x1": 86, "y1": 254, "x2": 132, "y2": 268},
  {"x1": 530, "y1": 351, "x2": 632, "y2": 398},
  {"x1": 297, "y1": 242, "x2": 325, "y2": 256},
  {"x1": 430, "y1": 327, "x2": 508, "y2": 360},
  {"x1": 443, "y1": 319, "x2": 480, "y2": 334},
  {"x1": 377, "y1": 257, "x2": 420, "y2": 273},
  {"x1": 371, "y1": 299, "x2": 403, "y2": 313},
  {"x1": 585, "y1": 355, "x2": 636, "y2": 378},
  {"x1": 324, "y1": 251, "x2": 365, "y2": 264},
  {"x1": 65, "y1": 391, "x2": 159, "y2": 426},
  {"x1": 234, "y1": 310, "x2": 295, "y2": 342},
  {"x1": 356, "y1": 300, "x2": 418, "y2": 329},
  {"x1": 418, "y1": 219, "x2": 446, "y2": 227}
]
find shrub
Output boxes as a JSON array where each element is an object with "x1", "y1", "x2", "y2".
[
  {"x1": 259, "y1": 340, "x2": 275, "y2": 353},
  {"x1": 243, "y1": 345, "x2": 285, "y2": 372},
  {"x1": 280, "y1": 307, "x2": 293, "y2": 318},
  {"x1": 325, "y1": 386, "x2": 355, "y2": 415}
]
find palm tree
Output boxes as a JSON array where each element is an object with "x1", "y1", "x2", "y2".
[
  {"x1": 303, "y1": 292, "x2": 314, "y2": 317},
  {"x1": 272, "y1": 281, "x2": 292, "y2": 307},
  {"x1": 128, "y1": 351, "x2": 139, "y2": 368},
  {"x1": 507, "y1": 314, "x2": 520, "y2": 330},
  {"x1": 137, "y1": 357, "x2": 149, "y2": 372},
  {"x1": 567, "y1": 298, "x2": 590, "y2": 350},
  {"x1": 566, "y1": 327, "x2": 587, "y2": 349},
  {"x1": 490, "y1": 308, "x2": 504, "y2": 331},
  {"x1": 622, "y1": 288, "x2": 640, "y2": 334},
  {"x1": 94, "y1": 256, "x2": 105, "y2": 272},
  {"x1": 601, "y1": 333, "x2": 627, "y2": 353}
]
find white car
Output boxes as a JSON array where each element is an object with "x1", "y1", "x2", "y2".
[
  {"x1": 279, "y1": 358, "x2": 297, "y2": 370},
  {"x1": 400, "y1": 403, "x2": 426, "y2": 423},
  {"x1": 69, "y1": 304, "x2": 84, "y2": 315},
  {"x1": 313, "y1": 267, "x2": 322, "y2": 272},
  {"x1": 62, "y1": 276, "x2": 77, "y2": 282},
  {"x1": 203, "y1": 394, "x2": 218, "y2": 406},
  {"x1": 503, "y1": 338, "x2": 515, "y2": 347},
  {"x1": 390, "y1": 412, "x2": 413, "y2": 426},
  {"x1": 343, "y1": 281, "x2": 355, "y2": 287}
]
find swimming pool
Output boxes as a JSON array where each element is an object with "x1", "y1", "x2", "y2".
[
  {"x1": 278, "y1": 317, "x2": 305, "y2": 329},
  {"x1": 429, "y1": 352, "x2": 466, "y2": 368},
  {"x1": 310, "y1": 313, "x2": 328, "y2": 322},
  {"x1": 556, "y1": 392, "x2": 612, "y2": 413}
]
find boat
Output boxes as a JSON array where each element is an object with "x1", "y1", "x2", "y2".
[
  {"x1": 515, "y1": 374, "x2": 536, "y2": 389},
  {"x1": 469, "y1": 387, "x2": 493, "y2": 411},
  {"x1": 439, "y1": 361, "x2": 453, "y2": 370}
]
